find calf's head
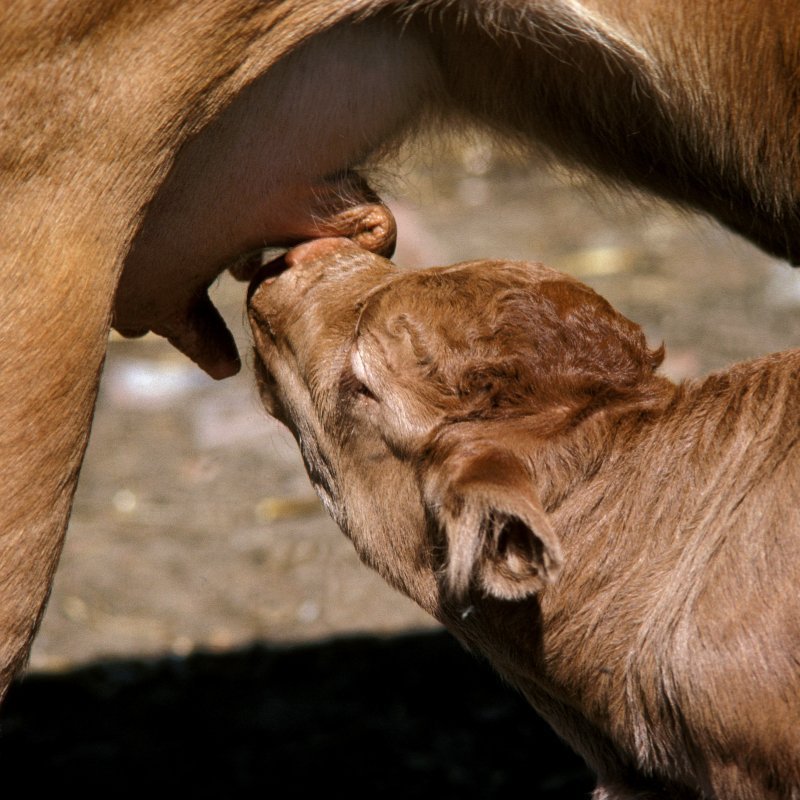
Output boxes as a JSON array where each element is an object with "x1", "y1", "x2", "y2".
[{"x1": 247, "y1": 239, "x2": 662, "y2": 614}]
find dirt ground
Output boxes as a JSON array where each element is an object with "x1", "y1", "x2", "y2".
[{"x1": 3, "y1": 147, "x2": 800, "y2": 794}]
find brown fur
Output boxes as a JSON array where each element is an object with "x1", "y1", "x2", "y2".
[
  {"x1": 248, "y1": 237, "x2": 800, "y2": 800},
  {"x1": 2, "y1": 0, "x2": 799, "y2": 698}
]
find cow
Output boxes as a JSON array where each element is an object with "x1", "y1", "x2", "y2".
[{"x1": 1, "y1": 0, "x2": 799, "y2": 698}]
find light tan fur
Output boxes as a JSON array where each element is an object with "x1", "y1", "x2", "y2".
[
  {"x1": 2, "y1": 0, "x2": 799, "y2": 698},
  {"x1": 249, "y1": 238, "x2": 800, "y2": 799}
]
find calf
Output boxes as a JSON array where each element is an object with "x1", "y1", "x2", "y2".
[{"x1": 248, "y1": 238, "x2": 800, "y2": 800}]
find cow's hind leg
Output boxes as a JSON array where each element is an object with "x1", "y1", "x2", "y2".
[{"x1": 0, "y1": 229, "x2": 114, "y2": 698}]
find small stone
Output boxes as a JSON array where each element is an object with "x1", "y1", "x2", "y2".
[
  {"x1": 62, "y1": 596, "x2": 89, "y2": 623},
  {"x1": 296, "y1": 600, "x2": 321, "y2": 624},
  {"x1": 256, "y1": 496, "x2": 323, "y2": 522},
  {"x1": 112, "y1": 488, "x2": 137, "y2": 514}
]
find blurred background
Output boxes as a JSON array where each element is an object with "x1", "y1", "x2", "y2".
[{"x1": 4, "y1": 146, "x2": 800, "y2": 795}]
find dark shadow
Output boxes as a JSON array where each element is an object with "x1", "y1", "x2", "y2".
[{"x1": 0, "y1": 630, "x2": 592, "y2": 797}]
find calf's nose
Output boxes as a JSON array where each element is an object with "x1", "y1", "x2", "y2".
[
  {"x1": 247, "y1": 237, "x2": 355, "y2": 306},
  {"x1": 247, "y1": 252, "x2": 290, "y2": 303}
]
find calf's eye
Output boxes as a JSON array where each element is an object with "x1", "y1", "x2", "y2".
[
  {"x1": 339, "y1": 369, "x2": 379, "y2": 404},
  {"x1": 349, "y1": 345, "x2": 379, "y2": 402},
  {"x1": 355, "y1": 381, "x2": 378, "y2": 401}
]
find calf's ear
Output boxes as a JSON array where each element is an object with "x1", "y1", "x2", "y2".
[{"x1": 425, "y1": 445, "x2": 562, "y2": 601}]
